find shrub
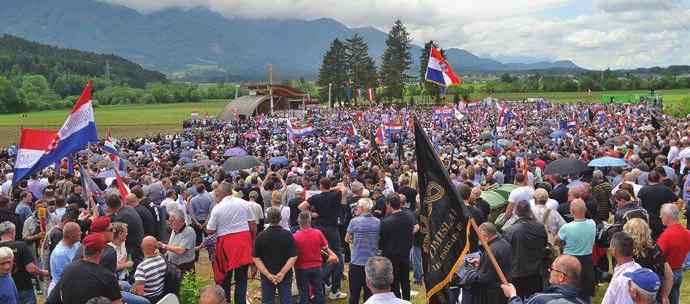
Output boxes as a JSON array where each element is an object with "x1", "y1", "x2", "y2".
[{"x1": 179, "y1": 271, "x2": 208, "y2": 304}]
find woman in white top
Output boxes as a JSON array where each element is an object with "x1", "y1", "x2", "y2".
[
  {"x1": 268, "y1": 191, "x2": 290, "y2": 230},
  {"x1": 109, "y1": 222, "x2": 133, "y2": 281}
]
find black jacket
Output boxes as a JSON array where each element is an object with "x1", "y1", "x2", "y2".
[
  {"x1": 468, "y1": 236, "x2": 513, "y2": 304},
  {"x1": 503, "y1": 218, "x2": 548, "y2": 277}
]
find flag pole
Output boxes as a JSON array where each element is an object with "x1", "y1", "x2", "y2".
[{"x1": 469, "y1": 218, "x2": 508, "y2": 285}]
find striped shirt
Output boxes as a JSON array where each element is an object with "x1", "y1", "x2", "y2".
[
  {"x1": 347, "y1": 213, "x2": 380, "y2": 266},
  {"x1": 134, "y1": 255, "x2": 166, "y2": 298}
]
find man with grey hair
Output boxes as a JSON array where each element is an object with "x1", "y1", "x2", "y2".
[
  {"x1": 363, "y1": 256, "x2": 410, "y2": 304},
  {"x1": 199, "y1": 284, "x2": 227, "y2": 304},
  {"x1": 503, "y1": 200, "x2": 547, "y2": 299},
  {"x1": 0, "y1": 221, "x2": 48, "y2": 303},
  {"x1": 657, "y1": 203, "x2": 690, "y2": 304},
  {"x1": 0, "y1": 246, "x2": 18, "y2": 302},
  {"x1": 160, "y1": 208, "x2": 196, "y2": 274},
  {"x1": 465, "y1": 222, "x2": 513, "y2": 303},
  {"x1": 345, "y1": 198, "x2": 380, "y2": 304},
  {"x1": 591, "y1": 169, "x2": 613, "y2": 222},
  {"x1": 252, "y1": 206, "x2": 297, "y2": 304}
]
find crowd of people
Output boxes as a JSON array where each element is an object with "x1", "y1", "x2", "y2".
[{"x1": 0, "y1": 97, "x2": 689, "y2": 304}]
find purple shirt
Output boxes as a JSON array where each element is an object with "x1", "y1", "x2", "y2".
[{"x1": 27, "y1": 179, "x2": 46, "y2": 201}]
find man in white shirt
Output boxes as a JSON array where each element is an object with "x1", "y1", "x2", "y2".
[
  {"x1": 602, "y1": 232, "x2": 641, "y2": 304},
  {"x1": 496, "y1": 173, "x2": 533, "y2": 228},
  {"x1": 677, "y1": 138, "x2": 690, "y2": 173},
  {"x1": 206, "y1": 182, "x2": 256, "y2": 304},
  {"x1": 363, "y1": 256, "x2": 411, "y2": 304}
]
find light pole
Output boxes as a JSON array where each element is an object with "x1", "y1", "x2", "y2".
[
  {"x1": 328, "y1": 83, "x2": 332, "y2": 108},
  {"x1": 234, "y1": 84, "x2": 240, "y2": 100}
]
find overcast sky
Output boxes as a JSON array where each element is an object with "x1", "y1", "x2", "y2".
[{"x1": 102, "y1": 0, "x2": 690, "y2": 69}]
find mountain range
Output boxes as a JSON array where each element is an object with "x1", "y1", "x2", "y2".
[{"x1": 0, "y1": 0, "x2": 583, "y2": 80}]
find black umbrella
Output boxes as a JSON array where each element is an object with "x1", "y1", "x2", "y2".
[
  {"x1": 543, "y1": 158, "x2": 586, "y2": 176},
  {"x1": 222, "y1": 155, "x2": 262, "y2": 171}
]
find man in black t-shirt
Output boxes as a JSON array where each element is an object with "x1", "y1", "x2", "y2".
[
  {"x1": 397, "y1": 177, "x2": 417, "y2": 211},
  {"x1": 72, "y1": 216, "x2": 118, "y2": 273},
  {"x1": 252, "y1": 207, "x2": 298, "y2": 304},
  {"x1": 457, "y1": 184, "x2": 485, "y2": 253},
  {"x1": 0, "y1": 221, "x2": 49, "y2": 303},
  {"x1": 59, "y1": 233, "x2": 122, "y2": 304},
  {"x1": 298, "y1": 177, "x2": 348, "y2": 299},
  {"x1": 378, "y1": 193, "x2": 418, "y2": 300},
  {"x1": 105, "y1": 195, "x2": 145, "y2": 264},
  {"x1": 128, "y1": 188, "x2": 158, "y2": 239},
  {"x1": 638, "y1": 171, "x2": 682, "y2": 240}
]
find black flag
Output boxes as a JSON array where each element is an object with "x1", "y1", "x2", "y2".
[
  {"x1": 651, "y1": 115, "x2": 663, "y2": 130},
  {"x1": 587, "y1": 108, "x2": 595, "y2": 122},
  {"x1": 369, "y1": 132, "x2": 384, "y2": 168},
  {"x1": 414, "y1": 120, "x2": 472, "y2": 304}
]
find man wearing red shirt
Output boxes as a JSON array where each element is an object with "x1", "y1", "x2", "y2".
[
  {"x1": 293, "y1": 212, "x2": 337, "y2": 304},
  {"x1": 657, "y1": 203, "x2": 690, "y2": 304}
]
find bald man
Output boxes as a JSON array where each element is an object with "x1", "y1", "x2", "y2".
[
  {"x1": 47, "y1": 222, "x2": 81, "y2": 294},
  {"x1": 555, "y1": 199, "x2": 596, "y2": 300},
  {"x1": 501, "y1": 255, "x2": 586, "y2": 303},
  {"x1": 133, "y1": 236, "x2": 167, "y2": 303}
]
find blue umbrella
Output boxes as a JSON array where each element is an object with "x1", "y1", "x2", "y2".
[
  {"x1": 549, "y1": 130, "x2": 568, "y2": 138},
  {"x1": 137, "y1": 143, "x2": 155, "y2": 151},
  {"x1": 178, "y1": 157, "x2": 192, "y2": 164},
  {"x1": 77, "y1": 150, "x2": 89, "y2": 157},
  {"x1": 269, "y1": 156, "x2": 289, "y2": 166},
  {"x1": 224, "y1": 147, "x2": 248, "y2": 157},
  {"x1": 96, "y1": 170, "x2": 130, "y2": 179},
  {"x1": 588, "y1": 157, "x2": 627, "y2": 167},
  {"x1": 179, "y1": 150, "x2": 194, "y2": 158}
]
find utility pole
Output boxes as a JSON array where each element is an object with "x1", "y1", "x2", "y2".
[
  {"x1": 328, "y1": 83, "x2": 332, "y2": 108},
  {"x1": 269, "y1": 65, "x2": 274, "y2": 115},
  {"x1": 104, "y1": 59, "x2": 112, "y2": 87}
]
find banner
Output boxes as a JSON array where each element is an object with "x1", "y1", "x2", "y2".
[
  {"x1": 369, "y1": 132, "x2": 384, "y2": 168},
  {"x1": 414, "y1": 120, "x2": 472, "y2": 304}
]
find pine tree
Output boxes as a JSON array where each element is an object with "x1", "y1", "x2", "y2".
[
  {"x1": 345, "y1": 34, "x2": 378, "y2": 105},
  {"x1": 317, "y1": 38, "x2": 348, "y2": 107},
  {"x1": 379, "y1": 20, "x2": 412, "y2": 104},
  {"x1": 419, "y1": 40, "x2": 447, "y2": 102}
]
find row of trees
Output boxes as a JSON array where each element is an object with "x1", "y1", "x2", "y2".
[
  {"x1": 490, "y1": 70, "x2": 690, "y2": 93},
  {"x1": 317, "y1": 20, "x2": 413, "y2": 105}
]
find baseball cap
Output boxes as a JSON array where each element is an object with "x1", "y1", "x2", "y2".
[
  {"x1": 90, "y1": 216, "x2": 113, "y2": 233},
  {"x1": 624, "y1": 268, "x2": 660, "y2": 293},
  {"x1": 82, "y1": 233, "x2": 107, "y2": 251}
]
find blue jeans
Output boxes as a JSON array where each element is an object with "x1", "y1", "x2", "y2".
[
  {"x1": 314, "y1": 225, "x2": 343, "y2": 293},
  {"x1": 410, "y1": 246, "x2": 423, "y2": 284},
  {"x1": 296, "y1": 266, "x2": 324, "y2": 304},
  {"x1": 260, "y1": 275, "x2": 293, "y2": 304},
  {"x1": 17, "y1": 290, "x2": 36, "y2": 304},
  {"x1": 670, "y1": 269, "x2": 683, "y2": 304},
  {"x1": 221, "y1": 264, "x2": 248, "y2": 304},
  {"x1": 121, "y1": 291, "x2": 151, "y2": 304}
]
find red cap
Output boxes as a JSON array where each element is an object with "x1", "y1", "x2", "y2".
[
  {"x1": 82, "y1": 233, "x2": 106, "y2": 251},
  {"x1": 90, "y1": 216, "x2": 112, "y2": 233}
]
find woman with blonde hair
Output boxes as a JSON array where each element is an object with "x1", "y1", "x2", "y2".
[
  {"x1": 623, "y1": 218, "x2": 673, "y2": 303},
  {"x1": 268, "y1": 190, "x2": 290, "y2": 230}
]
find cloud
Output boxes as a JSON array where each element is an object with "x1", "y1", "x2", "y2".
[{"x1": 101, "y1": 0, "x2": 690, "y2": 69}]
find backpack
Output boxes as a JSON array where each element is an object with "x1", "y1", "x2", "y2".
[
  {"x1": 541, "y1": 208, "x2": 560, "y2": 288},
  {"x1": 163, "y1": 261, "x2": 182, "y2": 295},
  {"x1": 596, "y1": 207, "x2": 649, "y2": 248}
]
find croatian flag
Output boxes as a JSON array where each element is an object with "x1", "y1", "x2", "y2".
[
  {"x1": 347, "y1": 149, "x2": 356, "y2": 176},
  {"x1": 367, "y1": 88, "x2": 375, "y2": 102},
  {"x1": 293, "y1": 124, "x2": 314, "y2": 137},
  {"x1": 424, "y1": 45, "x2": 461, "y2": 87},
  {"x1": 355, "y1": 88, "x2": 362, "y2": 98},
  {"x1": 597, "y1": 110, "x2": 606, "y2": 125},
  {"x1": 286, "y1": 119, "x2": 296, "y2": 145},
  {"x1": 102, "y1": 130, "x2": 124, "y2": 171},
  {"x1": 78, "y1": 161, "x2": 105, "y2": 201},
  {"x1": 13, "y1": 81, "x2": 98, "y2": 184},
  {"x1": 13, "y1": 129, "x2": 58, "y2": 184},
  {"x1": 190, "y1": 111, "x2": 199, "y2": 119},
  {"x1": 375, "y1": 126, "x2": 385, "y2": 145},
  {"x1": 567, "y1": 120, "x2": 577, "y2": 129},
  {"x1": 497, "y1": 102, "x2": 510, "y2": 127},
  {"x1": 347, "y1": 121, "x2": 358, "y2": 137},
  {"x1": 433, "y1": 106, "x2": 453, "y2": 117},
  {"x1": 384, "y1": 122, "x2": 402, "y2": 134}
]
